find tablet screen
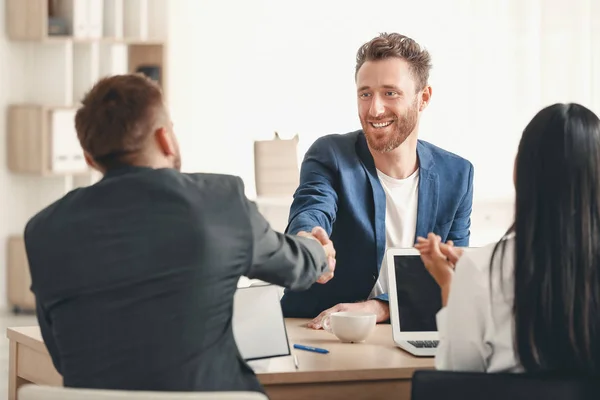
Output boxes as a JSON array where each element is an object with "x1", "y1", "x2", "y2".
[
  {"x1": 232, "y1": 284, "x2": 290, "y2": 360},
  {"x1": 393, "y1": 255, "x2": 442, "y2": 332}
]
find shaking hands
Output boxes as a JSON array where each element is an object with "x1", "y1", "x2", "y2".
[{"x1": 297, "y1": 227, "x2": 336, "y2": 284}]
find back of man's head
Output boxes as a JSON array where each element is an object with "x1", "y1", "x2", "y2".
[{"x1": 75, "y1": 74, "x2": 168, "y2": 170}]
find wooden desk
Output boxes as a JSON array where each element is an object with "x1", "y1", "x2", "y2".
[{"x1": 7, "y1": 319, "x2": 434, "y2": 400}]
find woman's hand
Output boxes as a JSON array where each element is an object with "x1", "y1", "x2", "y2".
[{"x1": 414, "y1": 233, "x2": 464, "y2": 306}]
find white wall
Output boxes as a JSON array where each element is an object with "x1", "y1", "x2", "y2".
[{"x1": 167, "y1": 0, "x2": 600, "y2": 203}]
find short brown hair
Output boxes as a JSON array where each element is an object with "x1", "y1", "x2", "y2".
[
  {"x1": 355, "y1": 32, "x2": 432, "y2": 91},
  {"x1": 75, "y1": 74, "x2": 165, "y2": 167}
]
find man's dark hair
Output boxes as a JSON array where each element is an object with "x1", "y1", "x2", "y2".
[
  {"x1": 75, "y1": 74, "x2": 165, "y2": 168},
  {"x1": 355, "y1": 32, "x2": 432, "y2": 90}
]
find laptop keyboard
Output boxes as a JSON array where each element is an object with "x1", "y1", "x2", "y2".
[{"x1": 408, "y1": 340, "x2": 439, "y2": 348}]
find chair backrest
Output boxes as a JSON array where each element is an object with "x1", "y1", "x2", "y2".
[
  {"x1": 18, "y1": 384, "x2": 269, "y2": 400},
  {"x1": 411, "y1": 370, "x2": 600, "y2": 400}
]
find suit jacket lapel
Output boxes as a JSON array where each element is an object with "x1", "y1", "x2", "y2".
[
  {"x1": 415, "y1": 142, "x2": 439, "y2": 240},
  {"x1": 355, "y1": 132, "x2": 386, "y2": 273}
]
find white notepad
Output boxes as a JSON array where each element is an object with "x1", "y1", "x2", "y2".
[{"x1": 232, "y1": 284, "x2": 290, "y2": 361}]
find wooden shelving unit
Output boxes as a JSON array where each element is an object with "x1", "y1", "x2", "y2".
[
  {"x1": 6, "y1": 0, "x2": 169, "y2": 175},
  {"x1": 5, "y1": 0, "x2": 168, "y2": 312},
  {"x1": 7, "y1": 0, "x2": 167, "y2": 42}
]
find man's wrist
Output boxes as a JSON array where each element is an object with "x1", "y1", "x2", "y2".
[{"x1": 367, "y1": 299, "x2": 390, "y2": 322}]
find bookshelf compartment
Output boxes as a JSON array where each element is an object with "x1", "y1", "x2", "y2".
[{"x1": 7, "y1": 105, "x2": 89, "y2": 176}]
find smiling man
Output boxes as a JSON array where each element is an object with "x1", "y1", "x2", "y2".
[{"x1": 281, "y1": 33, "x2": 474, "y2": 328}]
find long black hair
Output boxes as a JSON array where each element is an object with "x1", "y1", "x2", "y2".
[{"x1": 490, "y1": 103, "x2": 600, "y2": 374}]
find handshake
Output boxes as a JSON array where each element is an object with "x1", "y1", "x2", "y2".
[{"x1": 297, "y1": 227, "x2": 336, "y2": 284}]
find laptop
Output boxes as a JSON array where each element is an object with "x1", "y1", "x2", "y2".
[
  {"x1": 386, "y1": 248, "x2": 450, "y2": 357},
  {"x1": 232, "y1": 284, "x2": 291, "y2": 361}
]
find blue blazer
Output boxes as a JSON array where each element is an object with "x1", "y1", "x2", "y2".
[{"x1": 280, "y1": 130, "x2": 474, "y2": 318}]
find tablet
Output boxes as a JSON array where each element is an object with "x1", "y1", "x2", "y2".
[{"x1": 232, "y1": 284, "x2": 290, "y2": 361}]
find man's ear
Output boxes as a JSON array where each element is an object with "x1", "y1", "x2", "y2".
[
  {"x1": 155, "y1": 127, "x2": 175, "y2": 156},
  {"x1": 419, "y1": 85, "x2": 432, "y2": 112}
]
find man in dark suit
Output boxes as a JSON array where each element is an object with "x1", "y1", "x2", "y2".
[
  {"x1": 281, "y1": 33, "x2": 473, "y2": 328},
  {"x1": 23, "y1": 74, "x2": 335, "y2": 394}
]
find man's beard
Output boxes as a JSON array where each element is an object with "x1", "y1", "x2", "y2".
[{"x1": 362, "y1": 97, "x2": 419, "y2": 153}]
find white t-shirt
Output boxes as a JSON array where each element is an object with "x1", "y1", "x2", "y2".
[{"x1": 369, "y1": 168, "x2": 420, "y2": 299}]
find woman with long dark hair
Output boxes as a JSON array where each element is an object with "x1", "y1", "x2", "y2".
[{"x1": 416, "y1": 103, "x2": 600, "y2": 373}]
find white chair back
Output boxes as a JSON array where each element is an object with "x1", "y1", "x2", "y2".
[{"x1": 18, "y1": 384, "x2": 269, "y2": 400}]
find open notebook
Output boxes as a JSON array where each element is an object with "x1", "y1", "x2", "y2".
[{"x1": 232, "y1": 284, "x2": 290, "y2": 361}]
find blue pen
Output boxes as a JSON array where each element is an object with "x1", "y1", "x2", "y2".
[{"x1": 293, "y1": 344, "x2": 329, "y2": 354}]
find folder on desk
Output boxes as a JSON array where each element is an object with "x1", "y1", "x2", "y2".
[{"x1": 233, "y1": 284, "x2": 290, "y2": 361}]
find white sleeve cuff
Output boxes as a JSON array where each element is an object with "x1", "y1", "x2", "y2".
[{"x1": 436, "y1": 307, "x2": 448, "y2": 340}]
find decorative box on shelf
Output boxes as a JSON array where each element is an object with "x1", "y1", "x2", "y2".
[
  {"x1": 7, "y1": 105, "x2": 90, "y2": 176},
  {"x1": 254, "y1": 132, "x2": 300, "y2": 197}
]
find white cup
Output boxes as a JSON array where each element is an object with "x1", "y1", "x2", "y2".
[{"x1": 323, "y1": 311, "x2": 376, "y2": 343}]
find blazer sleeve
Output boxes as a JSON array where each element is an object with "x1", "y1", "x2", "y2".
[
  {"x1": 24, "y1": 221, "x2": 63, "y2": 374},
  {"x1": 36, "y1": 301, "x2": 63, "y2": 374},
  {"x1": 237, "y1": 178, "x2": 330, "y2": 291},
  {"x1": 434, "y1": 253, "x2": 491, "y2": 371},
  {"x1": 447, "y1": 162, "x2": 474, "y2": 246},
  {"x1": 286, "y1": 137, "x2": 339, "y2": 235}
]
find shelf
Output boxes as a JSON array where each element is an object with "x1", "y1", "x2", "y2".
[
  {"x1": 7, "y1": 0, "x2": 167, "y2": 42},
  {"x1": 78, "y1": 42, "x2": 167, "y2": 101},
  {"x1": 6, "y1": 236, "x2": 35, "y2": 312},
  {"x1": 128, "y1": 43, "x2": 167, "y2": 95},
  {"x1": 7, "y1": 0, "x2": 168, "y2": 103},
  {"x1": 5, "y1": 0, "x2": 168, "y2": 175},
  {"x1": 32, "y1": 37, "x2": 166, "y2": 45},
  {"x1": 4, "y1": 0, "x2": 168, "y2": 311},
  {"x1": 7, "y1": 104, "x2": 92, "y2": 176}
]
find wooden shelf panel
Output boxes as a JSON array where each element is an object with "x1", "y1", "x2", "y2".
[
  {"x1": 6, "y1": 0, "x2": 47, "y2": 40},
  {"x1": 7, "y1": 105, "x2": 46, "y2": 174},
  {"x1": 12, "y1": 36, "x2": 166, "y2": 46},
  {"x1": 6, "y1": 236, "x2": 36, "y2": 312}
]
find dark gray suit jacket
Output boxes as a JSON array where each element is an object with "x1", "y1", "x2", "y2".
[{"x1": 24, "y1": 165, "x2": 328, "y2": 393}]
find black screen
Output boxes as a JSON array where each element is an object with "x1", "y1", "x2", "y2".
[{"x1": 394, "y1": 255, "x2": 442, "y2": 332}]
